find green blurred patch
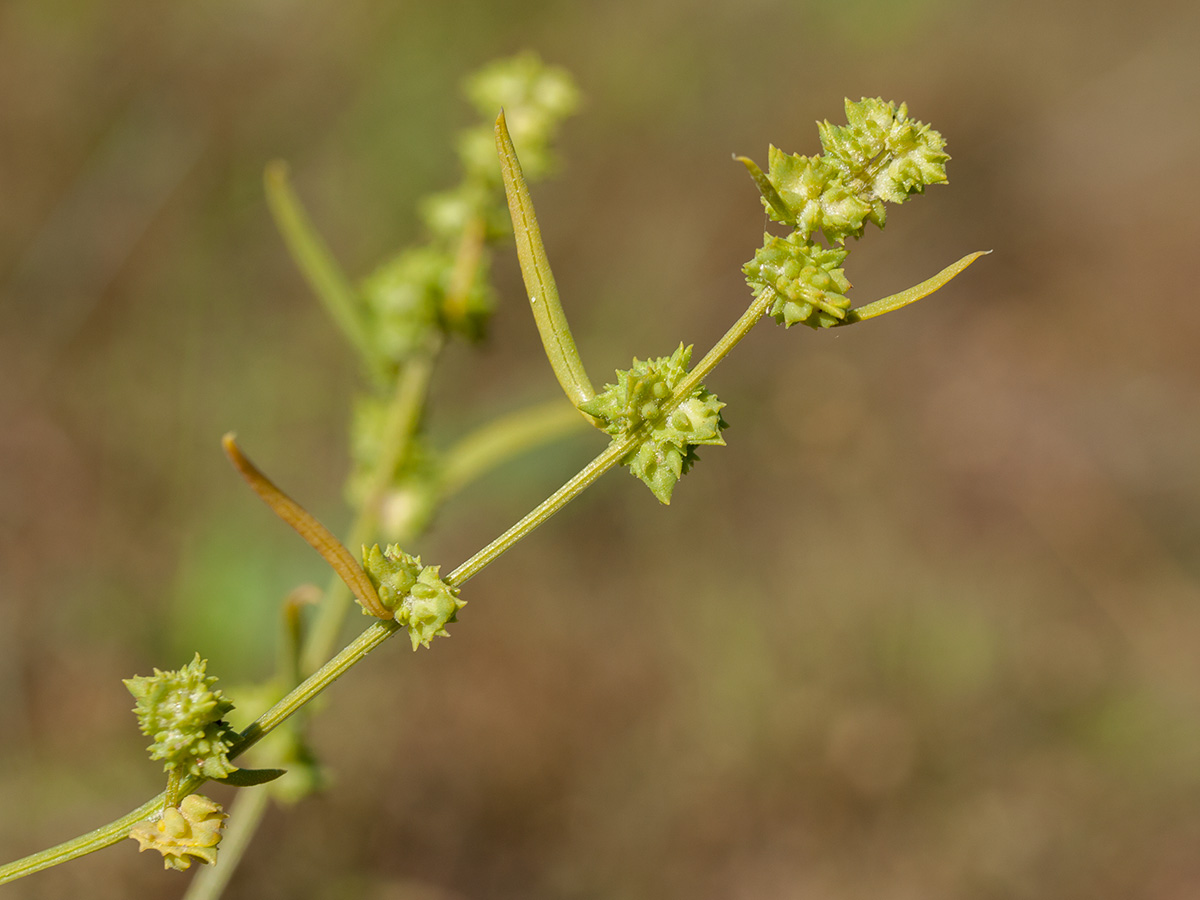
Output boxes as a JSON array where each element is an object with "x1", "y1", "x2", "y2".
[
  {"x1": 170, "y1": 511, "x2": 320, "y2": 679},
  {"x1": 1077, "y1": 687, "x2": 1200, "y2": 785}
]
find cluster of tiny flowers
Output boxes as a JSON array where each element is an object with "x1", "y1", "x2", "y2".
[
  {"x1": 457, "y1": 51, "x2": 580, "y2": 184},
  {"x1": 743, "y1": 233, "x2": 852, "y2": 329},
  {"x1": 123, "y1": 654, "x2": 237, "y2": 780},
  {"x1": 362, "y1": 543, "x2": 465, "y2": 649},
  {"x1": 743, "y1": 98, "x2": 949, "y2": 328},
  {"x1": 348, "y1": 53, "x2": 579, "y2": 534},
  {"x1": 129, "y1": 794, "x2": 227, "y2": 871},
  {"x1": 580, "y1": 344, "x2": 726, "y2": 504},
  {"x1": 362, "y1": 52, "x2": 580, "y2": 367}
]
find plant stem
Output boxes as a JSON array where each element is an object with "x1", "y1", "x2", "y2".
[
  {"x1": 447, "y1": 289, "x2": 773, "y2": 587},
  {"x1": 0, "y1": 619, "x2": 399, "y2": 885},
  {"x1": 447, "y1": 437, "x2": 630, "y2": 587},
  {"x1": 0, "y1": 795, "x2": 167, "y2": 884},
  {"x1": 673, "y1": 288, "x2": 773, "y2": 403},
  {"x1": 231, "y1": 619, "x2": 401, "y2": 759},
  {"x1": 442, "y1": 214, "x2": 487, "y2": 327},
  {"x1": 439, "y1": 399, "x2": 590, "y2": 500},
  {"x1": 302, "y1": 347, "x2": 438, "y2": 672},
  {"x1": 0, "y1": 290, "x2": 772, "y2": 887}
]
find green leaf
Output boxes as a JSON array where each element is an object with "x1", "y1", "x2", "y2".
[
  {"x1": 214, "y1": 767, "x2": 288, "y2": 787},
  {"x1": 735, "y1": 153, "x2": 796, "y2": 226},
  {"x1": 839, "y1": 250, "x2": 991, "y2": 324},
  {"x1": 495, "y1": 110, "x2": 597, "y2": 415}
]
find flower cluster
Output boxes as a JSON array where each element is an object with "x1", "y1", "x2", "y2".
[
  {"x1": 743, "y1": 233, "x2": 852, "y2": 329},
  {"x1": 580, "y1": 344, "x2": 726, "y2": 504},
  {"x1": 742, "y1": 98, "x2": 948, "y2": 328},
  {"x1": 362, "y1": 543, "x2": 464, "y2": 649},
  {"x1": 361, "y1": 52, "x2": 580, "y2": 365},
  {"x1": 346, "y1": 53, "x2": 579, "y2": 529},
  {"x1": 129, "y1": 794, "x2": 227, "y2": 871},
  {"x1": 456, "y1": 51, "x2": 581, "y2": 185},
  {"x1": 123, "y1": 654, "x2": 237, "y2": 780}
]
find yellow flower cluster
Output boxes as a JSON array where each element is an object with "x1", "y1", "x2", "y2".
[{"x1": 129, "y1": 795, "x2": 227, "y2": 871}]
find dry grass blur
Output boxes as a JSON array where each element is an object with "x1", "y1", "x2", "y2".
[{"x1": 2, "y1": 1, "x2": 1200, "y2": 898}]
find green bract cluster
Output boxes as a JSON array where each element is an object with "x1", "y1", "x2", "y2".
[
  {"x1": 124, "y1": 654, "x2": 237, "y2": 780},
  {"x1": 742, "y1": 98, "x2": 949, "y2": 328},
  {"x1": 744, "y1": 233, "x2": 852, "y2": 328},
  {"x1": 362, "y1": 543, "x2": 465, "y2": 650},
  {"x1": 580, "y1": 344, "x2": 726, "y2": 505},
  {"x1": 360, "y1": 245, "x2": 493, "y2": 363},
  {"x1": 819, "y1": 98, "x2": 949, "y2": 212},
  {"x1": 345, "y1": 53, "x2": 579, "y2": 525}
]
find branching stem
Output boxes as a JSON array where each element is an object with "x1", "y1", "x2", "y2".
[{"x1": 0, "y1": 284, "x2": 774, "y2": 887}]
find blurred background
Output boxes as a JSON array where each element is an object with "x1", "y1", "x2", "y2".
[{"x1": 2, "y1": 0, "x2": 1200, "y2": 897}]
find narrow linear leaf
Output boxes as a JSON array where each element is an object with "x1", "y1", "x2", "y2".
[
  {"x1": 263, "y1": 161, "x2": 387, "y2": 386},
  {"x1": 221, "y1": 434, "x2": 391, "y2": 619},
  {"x1": 734, "y1": 155, "x2": 795, "y2": 225},
  {"x1": 494, "y1": 111, "x2": 598, "y2": 417},
  {"x1": 214, "y1": 768, "x2": 288, "y2": 788},
  {"x1": 840, "y1": 250, "x2": 990, "y2": 324}
]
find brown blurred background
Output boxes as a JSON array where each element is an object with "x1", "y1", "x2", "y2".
[{"x1": 3, "y1": 0, "x2": 1200, "y2": 898}]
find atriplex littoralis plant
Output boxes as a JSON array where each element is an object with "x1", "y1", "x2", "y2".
[{"x1": 0, "y1": 53, "x2": 986, "y2": 889}]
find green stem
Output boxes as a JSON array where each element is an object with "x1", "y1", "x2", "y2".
[
  {"x1": 230, "y1": 620, "x2": 400, "y2": 759},
  {"x1": 442, "y1": 213, "x2": 487, "y2": 328},
  {"x1": 447, "y1": 289, "x2": 773, "y2": 587},
  {"x1": 0, "y1": 290, "x2": 773, "y2": 887},
  {"x1": 302, "y1": 347, "x2": 439, "y2": 673},
  {"x1": 0, "y1": 620, "x2": 399, "y2": 885},
  {"x1": 673, "y1": 287, "x2": 774, "y2": 402},
  {"x1": 439, "y1": 399, "x2": 590, "y2": 500},
  {"x1": 447, "y1": 437, "x2": 629, "y2": 587},
  {"x1": 0, "y1": 795, "x2": 167, "y2": 885}
]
